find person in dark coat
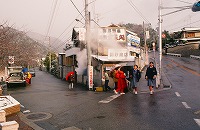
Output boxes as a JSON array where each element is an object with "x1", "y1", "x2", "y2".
[
  {"x1": 130, "y1": 65, "x2": 141, "y2": 95},
  {"x1": 145, "y1": 62, "x2": 157, "y2": 95}
]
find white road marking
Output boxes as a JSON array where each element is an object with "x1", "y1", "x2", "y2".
[
  {"x1": 175, "y1": 92, "x2": 181, "y2": 97},
  {"x1": 182, "y1": 102, "x2": 191, "y2": 109},
  {"x1": 20, "y1": 104, "x2": 25, "y2": 108},
  {"x1": 23, "y1": 110, "x2": 31, "y2": 114},
  {"x1": 194, "y1": 119, "x2": 200, "y2": 127},
  {"x1": 99, "y1": 94, "x2": 121, "y2": 103}
]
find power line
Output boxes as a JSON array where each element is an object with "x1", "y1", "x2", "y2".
[
  {"x1": 45, "y1": 0, "x2": 59, "y2": 37},
  {"x1": 127, "y1": 0, "x2": 151, "y2": 24},
  {"x1": 70, "y1": 0, "x2": 85, "y2": 20},
  {"x1": 175, "y1": 0, "x2": 193, "y2": 4},
  {"x1": 168, "y1": 19, "x2": 200, "y2": 32}
]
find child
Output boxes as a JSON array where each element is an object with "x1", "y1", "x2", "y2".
[
  {"x1": 68, "y1": 74, "x2": 75, "y2": 89},
  {"x1": 145, "y1": 62, "x2": 157, "y2": 95},
  {"x1": 130, "y1": 65, "x2": 141, "y2": 95}
]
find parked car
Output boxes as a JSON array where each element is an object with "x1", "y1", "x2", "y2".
[
  {"x1": 29, "y1": 68, "x2": 35, "y2": 77},
  {"x1": 6, "y1": 71, "x2": 26, "y2": 87}
]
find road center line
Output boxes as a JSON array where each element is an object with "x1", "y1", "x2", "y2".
[
  {"x1": 175, "y1": 92, "x2": 181, "y2": 97},
  {"x1": 99, "y1": 94, "x2": 121, "y2": 103},
  {"x1": 194, "y1": 119, "x2": 200, "y2": 127},
  {"x1": 182, "y1": 102, "x2": 191, "y2": 109}
]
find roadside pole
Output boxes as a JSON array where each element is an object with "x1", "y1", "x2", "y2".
[
  {"x1": 157, "y1": 0, "x2": 162, "y2": 87},
  {"x1": 85, "y1": 0, "x2": 93, "y2": 90},
  {"x1": 49, "y1": 36, "x2": 51, "y2": 72}
]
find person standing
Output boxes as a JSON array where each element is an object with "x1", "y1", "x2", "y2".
[
  {"x1": 68, "y1": 74, "x2": 75, "y2": 89},
  {"x1": 114, "y1": 68, "x2": 127, "y2": 94},
  {"x1": 145, "y1": 62, "x2": 157, "y2": 95},
  {"x1": 130, "y1": 65, "x2": 141, "y2": 95},
  {"x1": 103, "y1": 70, "x2": 111, "y2": 91}
]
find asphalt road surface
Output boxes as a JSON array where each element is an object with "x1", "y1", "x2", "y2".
[{"x1": 6, "y1": 54, "x2": 200, "y2": 130}]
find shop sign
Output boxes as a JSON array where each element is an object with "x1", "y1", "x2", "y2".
[
  {"x1": 88, "y1": 65, "x2": 93, "y2": 90},
  {"x1": 99, "y1": 27, "x2": 126, "y2": 42},
  {"x1": 108, "y1": 49, "x2": 129, "y2": 60},
  {"x1": 127, "y1": 34, "x2": 140, "y2": 46}
]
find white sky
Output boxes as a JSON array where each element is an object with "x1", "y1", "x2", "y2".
[{"x1": 0, "y1": 0, "x2": 199, "y2": 43}]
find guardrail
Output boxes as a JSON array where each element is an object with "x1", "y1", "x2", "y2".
[
  {"x1": 166, "y1": 53, "x2": 182, "y2": 57},
  {"x1": 190, "y1": 55, "x2": 200, "y2": 60}
]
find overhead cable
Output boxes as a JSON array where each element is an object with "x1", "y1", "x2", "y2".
[{"x1": 127, "y1": 0, "x2": 151, "y2": 24}]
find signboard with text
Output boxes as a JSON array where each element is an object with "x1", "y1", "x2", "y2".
[
  {"x1": 88, "y1": 65, "x2": 93, "y2": 90},
  {"x1": 98, "y1": 27, "x2": 126, "y2": 42},
  {"x1": 108, "y1": 49, "x2": 129, "y2": 60}
]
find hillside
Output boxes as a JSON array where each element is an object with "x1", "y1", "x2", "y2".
[
  {"x1": 26, "y1": 32, "x2": 66, "y2": 53},
  {"x1": 0, "y1": 26, "x2": 49, "y2": 76}
]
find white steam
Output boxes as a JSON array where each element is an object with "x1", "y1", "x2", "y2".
[
  {"x1": 75, "y1": 49, "x2": 87, "y2": 75},
  {"x1": 75, "y1": 27, "x2": 128, "y2": 75}
]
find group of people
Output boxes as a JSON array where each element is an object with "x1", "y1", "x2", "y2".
[{"x1": 104, "y1": 61, "x2": 157, "y2": 95}]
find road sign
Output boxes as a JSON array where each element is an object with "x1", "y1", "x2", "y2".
[
  {"x1": 162, "y1": 33, "x2": 166, "y2": 38},
  {"x1": 8, "y1": 56, "x2": 14, "y2": 64}
]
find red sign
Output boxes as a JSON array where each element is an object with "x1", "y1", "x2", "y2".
[{"x1": 162, "y1": 34, "x2": 166, "y2": 38}]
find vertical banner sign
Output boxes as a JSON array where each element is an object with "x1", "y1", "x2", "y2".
[
  {"x1": 79, "y1": 28, "x2": 86, "y2": 41},
  {"x1": 8, "y1": 56, "x2": 14, "y2": 64},
  {"x1": 146, "y1": 31, "x2": 150, "y2": 39},
  {"x1": 88, "y1": 65, "x2": 93, "y2": 90}
]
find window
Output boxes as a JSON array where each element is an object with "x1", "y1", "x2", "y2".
[
  {"x1": 103, "y1": 29, "x2": 106, "y2": 33},
  {"x1": 117, "y1": 29, "x2": 121, "y2": 33}
]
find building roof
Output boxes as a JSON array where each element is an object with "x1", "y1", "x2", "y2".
[{"x1": 65, "y1": 47, "x2": 80, "y2": 57}]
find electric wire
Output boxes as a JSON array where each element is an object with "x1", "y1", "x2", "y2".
[
  {"x1": 126, "y1": 0, "x2": 151, "y2": 24},
  {"x1": 175, "y1": 0, "x2": 193, "y2": 5},
  {"x1": 70, "y1": 0, "x2": 85, "y2": 20},
  {"x1": 45, "y1": 0, "x2": 59, "y2": 37},
  {"x1": 168, "y1": 19, "x2": 200, "y2": 32}
]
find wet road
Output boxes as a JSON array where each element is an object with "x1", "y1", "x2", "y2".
[{"x1": 6, "y1": 55, "x2": 200, "y2": 130}]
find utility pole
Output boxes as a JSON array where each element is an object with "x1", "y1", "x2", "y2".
[
  {"x1": 158, "y1": 0, "x2": 162, "y2": 80},
  {"x1": 49, "y1": 36, "x2": 51, "y2": 72},
  {"x1": 143, "y1": 22, "x2": 149, "y2": 66},
  {"x1": 85, "y1": 0, "x2": 92, "y2": 90}
]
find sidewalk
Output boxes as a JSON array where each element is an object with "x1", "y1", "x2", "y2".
[{"x1": 6, "y1": 113, "x2": 34, "y2": 130}]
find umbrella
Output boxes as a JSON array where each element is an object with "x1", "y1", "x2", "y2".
[
  {"x1": 66, "y1": 71, "x2": 74, "y2": 81},
  {"x1": 110, "y1": 64, "x2": 122, "y2": 71}
]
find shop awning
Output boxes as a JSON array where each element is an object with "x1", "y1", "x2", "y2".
[{"x1": 92, "y1": 55, "x2": 135, "y2": 62}]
